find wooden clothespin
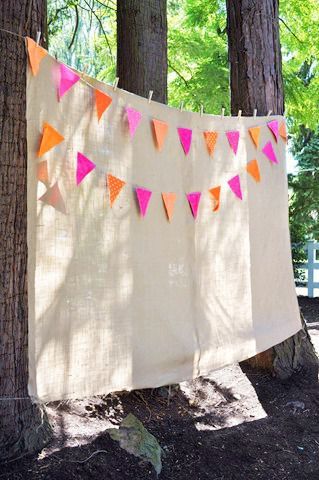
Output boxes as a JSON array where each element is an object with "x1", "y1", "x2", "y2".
[
  {"x1": 221, "y1": 107, "x2": 225, "y2": 118},
  {"x1": 36, "y1": 31, "x2": 41, "y2": 44},
  {"x1": 267, "y1": 110, "x2": 272, "y2": 117},
  {"x1": 200, "y1": 104, "x2": 204, "y2": 117},
  {"x1": 253, "y1": 108, "x2": 257, "y2": 119},
  {"x1": 148, "y1": 90, "x2": 153, "y2": 103},
  {"x1": 180, "y1": 101, "x2": 184, "y2": 112},
  {"x1": 113, "y1": 77, "x2": 119, "y2": 91},
  {"x1": 238, "y1": 109, "x2": 242, "y2": 118}
]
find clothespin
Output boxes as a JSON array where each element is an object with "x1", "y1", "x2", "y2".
[
  {"x1": 253, "y1": 108, "x2": 257, "y2": 119},
  {"x1": 200, "y1": 104, "x2": 204, "y2": 117},
  {"x1": 113, "y1": 77, "x2": 119, "y2": 91},
  {"x1": 148, "y1": 90, "x2": 153, "y2": 103},
  {"x1": 238, "y1": 109, "x2": 242, "y2": 118},
  {"x1": 36, "y1": 31, "x2": 41, "y2": 44},
  {"x1": 180, "y1": 101, "x2": 184, "y2": 112},
  {"x1": 221, "y1": 107, "x2": 225, "y2": 118},
  {"x1": 267, "y1": 110, "x2": 272, "y2": 117}
]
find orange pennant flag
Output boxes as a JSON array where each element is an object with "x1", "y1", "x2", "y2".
[
  {"x1": 38, "y1": 123, "x2": 64, "y2": 157},
  {"x1": 107, "y1": 174, "x2": 126, "y2": 207},
  {"x1": 152, "y1": 119, "x2": 169, "y2": 151},
  {"x1": 37, "y1": 161, "x2": 49, "y2": 185},
  {"x1": 209, "y1": 186, "x2": 221, "y2": 212},
  {"x1": 279, "y1": 121, "x2": 288, "y2": 142},
  {"x1": 162, "y1": 192, "x2": 176, "y2": 222},
  {"x1": 203, "y1": 131, "x2": 218, "y2": 156},
  {"x1": 246, "y1": 159, "x2": 261, "y2": 182},
  {"x1": 249, "y1": 126, "x2": 261, "y2": 148},
  {"x1": 39, "y1": 182, "x2": 66, "y2": 214},
  {"x1": 95, "y1": 89, "x2": 112, "y2": 122},
  {"x1": 26, "y1": 37, "x2": 48, "y2": 76}
]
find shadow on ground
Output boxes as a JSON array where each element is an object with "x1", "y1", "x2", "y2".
[{"x1": 1, "y1": 297, "x2": 319, "y2": 480}]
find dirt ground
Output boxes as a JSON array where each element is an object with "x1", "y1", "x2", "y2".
[{"x1": 1, "y1": 296, "x2": 319, "y2": 480}]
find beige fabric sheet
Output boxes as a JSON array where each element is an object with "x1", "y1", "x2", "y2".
[{"x1": 27, "y1": 54, "x2": 301, "y2": 402}]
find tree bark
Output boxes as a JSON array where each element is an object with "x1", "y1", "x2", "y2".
[
  {"x1": 0, "y1": 0, "x2": 52, "y2": 461},
  {"x1": 226, "y1": 0, "x2": 318, "y2": 378},
  {"x1": 116, "y1": 0, "x2": 168, "y2": 104},
  {"x1": 226, "y1": 0, "x2": 284, "y2": 116}
]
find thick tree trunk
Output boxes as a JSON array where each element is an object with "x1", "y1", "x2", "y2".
[
  {"x1": 226, "y1": 0, "x2": 318, "y2": 378},
  {"x1": 116, "y1": 0, "x2": 167, "y2": 103},
  {"x1": 0, "y1": 1, "x2": 52, "y2": 461}
]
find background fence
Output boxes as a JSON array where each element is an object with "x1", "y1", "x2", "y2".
[{"x1": 294, "y1": 241, "x2": 319, "y2": 298}]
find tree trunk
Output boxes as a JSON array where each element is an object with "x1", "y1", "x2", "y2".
[
  {"x1": 226, "y1": 0, "x2": 318, "y2": 378},
  {"x1": 116, "y1": 0, "x2": 168, "y2": 104},
  {"x1": 0, "y1": 1, "x2": 52, "y2": 461}
]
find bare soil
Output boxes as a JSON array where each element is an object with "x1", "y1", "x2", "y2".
[{"x1": 1, "y1": 296, "x2": 319, "y2": 480}]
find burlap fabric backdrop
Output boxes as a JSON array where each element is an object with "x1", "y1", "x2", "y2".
[{"x1": 27, "y1": 53, "x2": 301, "y2": 402}]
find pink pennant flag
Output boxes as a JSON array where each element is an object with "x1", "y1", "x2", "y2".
[
  {"x1": 76, "y1": 152, "x2": 96, "y2": 185},
  {"x1": 228, "y1": 175, "x2": 243, "y2": 200},
  {"x1": 262, "y1": 141, "x2": 278, "y2": 164},
  {"x1": 135, "y1": 187, "x2": 152, "y2": 217},
  {"x1": 59, "y1": 64, "x2": 80, "y2": 99},
  {"x1": 267, "y1": 120, "x2": 279, "y2": 142},
  {"x1": 177, "y1": 128, "x2": 192, "y2": 155},
  {"x1": 126, "y1": 107, "x2": 142, "y2": 138},
  {"x1": 226, "y1": 130, "x2": 240, "y2": 155},
  {"x1": 186, "y1": 192, "x2": 201, "y2": 219}
]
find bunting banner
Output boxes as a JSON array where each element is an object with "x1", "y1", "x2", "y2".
[{"x1": 26, "y1": 41, "x2": 301, "y2": 402}]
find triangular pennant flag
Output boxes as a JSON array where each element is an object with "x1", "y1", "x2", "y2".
[
  {"x1": 95, "y1": 89, "x2": 112, "y2": 122},
  {"x1": 226, "y1": 130, "x2": 240, "y2": 155},
  {"x1": 107, "y1": 174, "x2": 126, "y2": 207},
  {"x1": 262, "y1": 141, "x2": 278, "y2": 164},
  {"x1": 203, "y1": 131, "x2": 218, "y2": 156},
  {"x1": 228, "y1": 175, "x2": 243, "y2": 200},
  {"x1": 209, "y1": 186, "x2": 221, "y2": 212},
  {"x1": 126, "y1": 107, "x2": 142, "y2": 138},
  {"x1": 162, "y1": 192, "x2": 176, "y2": 222},
  {"x1": 267, "y1": 120, "x2": 279, "y2": 142},
  {"x1": 135, "y1": 187, "x2": 152, "y2": 217},
  {"x1": 26, "y1": 37, "x2": 48, "y2": 76},
  {"x1": 76, "y1": 152, "x2": 96, "y2": 185},
  {"x1": 59, "y1": 64, "x2": 80, "y2": 99},
  {"x1": 152, "y1": 119, "x2": 169, "y2": 151},
  {"x1": 177, "y1": 128, "x2": 192, "y2": 155},
  {"x1": 39, "y1": 182, "x2": 66, "y2": 214},
  {"x1": 186, "y1": 192, "x2": 201, "y2": 219},
  {"x1": 37, "y1": 161, "x2": 49, "y2": 185},
  {"x1": 246, "y1": 159, "x2": 261, "y2": 182},
  {"x1": 38, "y1": 123, "x2": 64, "y2": 157},
  {"x1": 279, "y1": 121, "x2": 288, "y2": 142},
  {"x1": 248, "y1": 126, "x2": 261, "y2": 148}
]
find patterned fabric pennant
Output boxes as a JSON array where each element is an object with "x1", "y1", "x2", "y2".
[
  {"x1": 135, "y1": 187, "x2": 152, "y2": 217},
  {"x1": 152, "y1": 119, "x2": 169, "y2": 151},
  {"x1": 267, "y1": 120, "x2": 279, "y2": 142},
  {"x1": 38, "y1": 123, "x2": 64, "y2": 157},
  {"x1": 126, "y1": 107, "x2": 142, "y2": 138},
  {"x1": 186, "y1": 192, "x2": 201, "y2": 219},
  {"x1": 248, "y1": 126, "x2": 261, "y2": 148},
  {"x1": 162, "y1": 192, "x2": 176, "y2": 222},
  {"x1": 107, "y1": 174, "x2": 126, "y2": 207},
  {"x1": 26, "y1": 37, "x2": 48, "y2": 76},
  {"x1": 246, "y1": 159, "x2": 261, "y2": 182},
  {"x1": 177, "y1": 128, "x2": 192, "y2": 155},
  {"x1": 37, "y1": 161, "x2": 49, "y2": 185},
  {"x1": 228, "y1": 175, "x2": 243, "y2": 200},
  {"x1": 59, "y1": 64, "x2": 80, "y2": 99},
  {"x1": 262, "y1": 141, "x2": 278, "y2": 164},
  {"x1": 226, "y1": 131, "x2": 240, "y2": 155},
  {"x1": 76, "y1": 152, "x2": 96, "y2": 185},
  {"x1": 209, "y1": 186, "x2": 221, "y2": 212},
  {"x1": 203, "y1": 131, "x2": 218, "y2": 156},
  {"x1": 95, "y1": 89, "x2": 112, "y2": 122},
  {"x1": 39, "y1": 182, "x2": 66, "y2": 214},
  {"x1": 279, "y1": 121, "x2": 288, "y2": 142}
]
